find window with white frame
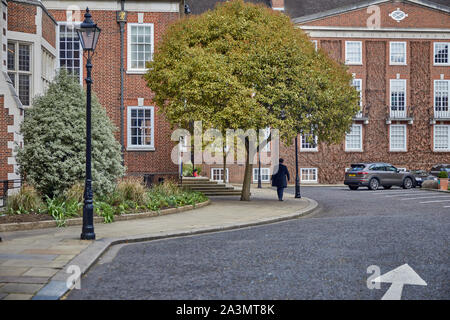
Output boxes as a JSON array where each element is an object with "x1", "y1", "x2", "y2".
[
  {"x1": 345, "y1": 41, "x2": 362, "y2": 64},
  {"x1": 390, "y1": 124, "x2": 407, "y2": 151},
  {"x1": 300, "y1": 134, "x2": 318, "y2": 151},
  {"x1": 7, "y1": 41, "x2": 32, "y2": 106},
  {"x1": 433, "y1": 125, "x2": 450, "y2": 151},
  {"x1": 434, "y1": 80, "x2": 449, "y2": 112},
  {"x1": 390, "y1": 79, "x2": 406, "y2": 112},
  {"x1": 301, "y1": 168, "x2": 318, "y2": 183},
  {"x1": 345, "y1": 124, "x2": 362, "y2": 151},
  {"x1": 127, "y1": 23, "x2": 154, "y2": 72},
  {"x1": 253, "y1": 168, "x2": 270, "y2": 182},
  {"x1": 41, "y1": 47, "x2": 55, "y2": 90},
  {"x1": 352, "y1": 78, "x2": 362, "y2": 108},
  {"x1": 127, "y1": 107, "x2": 155, "y2": 149},
  {"x1": 390, "y1": 42, "x2": 406, "y2": 65},
  {"x1": 434, "y1": 42, "x2": 449, "y2": 65},
  {"x1": 58, "y1": 23, "x2": 82, "y2": 82},
  {"x1": 211, "y1": 168, "x2": 229, "y2": 182}
]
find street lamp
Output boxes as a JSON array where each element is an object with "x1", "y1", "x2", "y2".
[
  {"x1": 77, "y1": 8, "x2": 101, "y2": 240},
  {"x1": 294, "y1": 134, "x2": 301, "y2": 198}
]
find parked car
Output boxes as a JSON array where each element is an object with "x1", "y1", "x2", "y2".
[
  {"x1": 430, "y1": 164, "x2": 450, "y2": 179},
  {"x1": 344, "y1": 163, "x2": 416, "y2": 190},
  {"x1": 409, "y1": 170, "x2": 437, "y2": 187}
]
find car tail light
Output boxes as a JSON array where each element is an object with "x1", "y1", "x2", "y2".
[{"x1": 357, "y1": 172, "x2": 368, "y2": 175}]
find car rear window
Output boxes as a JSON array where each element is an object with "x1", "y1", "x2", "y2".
[{"x1": 350, "y1": 164, "x2": 365, "y2": 171}]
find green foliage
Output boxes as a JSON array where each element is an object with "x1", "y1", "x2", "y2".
[
  {"x1": 45, "y1": 196, "x2": 81, "y2": 227},
  {"x1": 116, "y1": 177, "x2": 146, "y2": 205},
  {"x1": 438, "y1": 171, "x2": 449, "y2": 179},
  {"x1": 182, "y1": 163, "x2": 202, "y2": 177},
  {"x1": 94, "y1": 201, "x2": 115, "y2": 223},
  {"x1": 6, "y1": 185, "x2": 43, "y2": 215},
  {"x1": 16, "y1": 70, "x2": 125, "y2": 198},
  {"x1": 144, "y1": 0, "x2": 359, "y2": 200},
  {"x1": 144, "y1": 0, "x2": 359, "y2": 144}
]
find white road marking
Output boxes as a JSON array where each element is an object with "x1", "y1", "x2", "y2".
[
  {"x1": 444, "y1": 206, "x2": 450, "y2": 208},
  {"x1": 399, "y1": 195, "x2": 450, "y2": 201},
  {"x1": 383, "y1": 192, "x2": 429, "y2": 197},
  {"x1": 419, "y1": 199, "x2": 450, "y2": 204}
]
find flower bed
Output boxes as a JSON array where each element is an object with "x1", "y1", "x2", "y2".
[{"x1": 2, "y1": 179, "x2": 208, "y2": 227}]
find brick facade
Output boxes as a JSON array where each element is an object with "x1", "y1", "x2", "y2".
[
  {"x1": 42, "y1": 8, "x2": 56, "y2": 47},
  {"x1": 48, "y1": 5, "x2": 180, "y2": 180},
  {"x1": 0, "y1": 95, "x2": 13, "y2": 181},
  {"x1": 7, "y1": 1, "x2": 36, "y2": 34}
]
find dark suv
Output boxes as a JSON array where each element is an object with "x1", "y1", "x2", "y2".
[{"x1": 344, "y1": 163, "x2": 416, "y2": 190}]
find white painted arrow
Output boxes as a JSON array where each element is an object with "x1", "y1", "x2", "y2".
[{"x1": 373, "y1": 264, "x2": 427, "y2": 300}]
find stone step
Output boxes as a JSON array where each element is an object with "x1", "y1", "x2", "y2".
[
  {"x1": 202, "y1": 191, "x2": 243, "y2": 196},
  {"x1": 181, "y1": 184, "x2": 229, "y2": 189}
]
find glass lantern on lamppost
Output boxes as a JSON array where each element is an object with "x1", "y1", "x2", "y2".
[{"x1": 77, "y1": 8, "x2": 101, "y2": 240}]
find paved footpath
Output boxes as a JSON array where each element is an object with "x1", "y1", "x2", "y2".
[{"x1": 0, "y1": 188, "x2": 316, "y2": 300}]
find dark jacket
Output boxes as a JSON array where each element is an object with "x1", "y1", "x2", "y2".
[{"x1": 271, "y1": 164, "x2": 290, "y2": 188}]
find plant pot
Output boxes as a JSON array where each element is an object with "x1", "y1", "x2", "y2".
[{"x1": 439, "y1": 178, "x2": 449, "y2": 191}]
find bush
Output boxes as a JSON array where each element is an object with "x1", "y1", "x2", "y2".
[
  {"x1": 45, "y1": 196, "x2": 81, "y2": 227},
  {"x1": 6, "y1": 185, "x2": 43, "y2": 214},
  {"x1": 438, "y1": 171, "x2": 449, "y2": 179},
  {"x1": 16, "y1": 70, "x2": 125, "y2": 198},
  {"x1": 64, "y1": 181, "x2": 85, "y2": 203},
  {"x1": 116, "y1": 177, "x2": 146, "y2": 205}
]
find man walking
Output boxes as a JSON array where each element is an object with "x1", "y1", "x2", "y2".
[{"x1": 271, "y1": 158, "x2": 290, "y2": 201}]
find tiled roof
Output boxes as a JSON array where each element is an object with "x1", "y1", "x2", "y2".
[{"x1": 184, "y1": 0, "x2": 272, "y2": 15}]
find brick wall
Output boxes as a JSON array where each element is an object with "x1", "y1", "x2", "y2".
[
  {"x1": 0, "y1": 95, "x2": 13, "y2": 181},
  {"x1": 42, "y1": 10, "x2": 56, "y2": 47},
  {"x1": 301, "y1": 2, "x2": 450, "y2": 29},
  {"x1": 7, "y1": 1, "x2": 36, "y2": 34},
  {"x1": 49, "y1": 9, "x2": 180, "y2": 177}
]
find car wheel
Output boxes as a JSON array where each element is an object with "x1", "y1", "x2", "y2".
[
  {"x1": 403, "y1": 177, "x2": 413, "y2": 189},
  {"x1": 368, "y1": 178, "x2": 379, "y2": 190},
  {"x1": 349, "y1": 186, "x2": 358, "y2": 190},
  {"x1": 384, "y1": 185, "x2": 392, "y2": 189}
]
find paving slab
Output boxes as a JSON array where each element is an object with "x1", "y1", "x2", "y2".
[
  {"x1": 0, "y1": 276, "x2": 49, "y2": 284},
  {"x1": 22, "y1": 268, "x2": 59, "y2": 278},
  {"x1": 3, "y1": 293, "x2": 33, "y2": 300},
  {"x1": 0, "y1": 267, "x2": 30, "y2": 276},
  {"x1": 0, "y1": 283, "x2": 44, "y2": 294}
]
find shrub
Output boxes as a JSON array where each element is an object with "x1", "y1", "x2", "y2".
[
  {"x1": 16, "y1": 70, "x2": 125, "y2": 198},
  {"x1": 45, "y1": 196, "x2": 80, "y2": 227},
  {"x1": 6, "y1": 185, "x2": 43, "y2": 215},
  {"x1": 438, "y1": 171, "x2": 449, "y2": 179},
  {"x1": 94, "y1": 201, "x2": 115, "y2": 223},
  {"x1": 116, "y1": 177, "x2": 146, "y2": 205},
  {"x1": 64, "y1": 181, "x2": 85, "y2": 203}
]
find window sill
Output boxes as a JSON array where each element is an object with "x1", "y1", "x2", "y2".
[
  {"x1": 389, "y1": 149, "x2": 407, "y2": 152},
  {"x1": 127, "y1": 147, "x2": 155, "y2": 152},
  {"x1": 433, "y1": 63, "x2": 450, "y2": 66},
  {"x1": 389, "y1": 62, "x2": 407, "y2": 66},
  {"x1": 345, "y1": 62, "x2": 363, "y2": 66},
  {"x1": 126, "y1": 70, "x2": 148, "y2": 75},
  {"x1": 345, "y1": 149, "x2": 363, "y2": 152},
  {"x1": 300, "y1": 149, "x2": 318, "y2": 152},
  {"x1": 433, "y1": 149, "x2": 450, "y2": 152}
]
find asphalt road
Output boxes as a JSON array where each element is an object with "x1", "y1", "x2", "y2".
[{"x1": 67, "y1": 186, "x2": 449, "y2": 300}]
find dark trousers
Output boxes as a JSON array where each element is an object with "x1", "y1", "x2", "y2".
[{"x1": 277, "y1": 187, "x2": 284, "y2": 200}]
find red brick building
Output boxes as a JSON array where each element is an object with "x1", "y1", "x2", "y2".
[{"x1": 1, "y1": 0, "x2": 184, "y2": 189}]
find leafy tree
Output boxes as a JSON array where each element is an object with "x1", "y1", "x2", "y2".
[
  {"x1": 145, "y1": 0, "x2": 359, "y2": 200},
  {"x1": 16, "y1": 71, "x2": 125, "y2": 198}
]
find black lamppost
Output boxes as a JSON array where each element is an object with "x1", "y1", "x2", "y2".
[
  {"x1": 294, "y1": 134, "x2": 301, "y2": 198},
  {"x1": 77, "y1": 8, "x2": 101, "y2": 240}
]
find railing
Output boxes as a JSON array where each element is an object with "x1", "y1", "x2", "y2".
[
  {"x1": 0, "y1": 179, "x2": 22, "y2": 208},
  {"x1": 434, "y1": 108, "x2": 450, "y2": 119},
  {"x1": 390, "y1": 107, "x2": 407, "y2": 119}
]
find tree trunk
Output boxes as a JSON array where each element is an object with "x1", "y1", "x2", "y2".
[{"x1": 240, "y1": 137, "x2": 252, "y2": 201}]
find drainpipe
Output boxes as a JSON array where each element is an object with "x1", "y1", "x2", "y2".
[{"x1": 117, "y1": 1, "x2": 126, "y2": 165}]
